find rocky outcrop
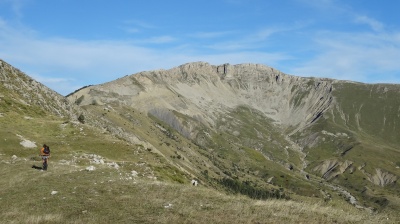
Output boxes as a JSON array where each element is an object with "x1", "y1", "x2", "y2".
[
  {"x1": 68, "y1": 62, "x2": 334, "y2": 133},
  {"x1": 365, "y1": 168, "x2": 397, "y2": 187},
  {"x1": 313, "y1": 159, "x2": 353, "y2": 180}
]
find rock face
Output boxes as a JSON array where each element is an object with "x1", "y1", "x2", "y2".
[
  {"x1": 366, "y1": 169, "x2": 397, "y2": 187},
  {"x1": 313, "y1": 159, "x2": 353, "y2": 180},
  {"x1": 68, "y1": 62, "x2": 334, "y2": 133}
]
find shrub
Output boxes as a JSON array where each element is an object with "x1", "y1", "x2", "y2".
[
  {"x1": 78, "y1": 114, "x2": 85, "y2": 124},
  {"x1": 75, "y1": 95, "x2": 84, "y2": 105},
  {"x1": 219, "y1": 177, "x2": 289, "y2": 200}
]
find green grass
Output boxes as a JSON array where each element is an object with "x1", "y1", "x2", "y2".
[
  {"x1": 1, "y1": 158, "x2": 397, "y2": 224},
  {"x1": 293, "y1": 84, "x2": 400, "y2": 211},
  {"x1": 333, "y1": 83, "x2": 400, "y2": 145}
]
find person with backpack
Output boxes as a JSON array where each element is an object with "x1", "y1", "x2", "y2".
[{"x1": 40, "y1": 144, "x2": 50, "y2": 171}]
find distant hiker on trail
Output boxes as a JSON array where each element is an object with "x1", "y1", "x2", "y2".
[{"x1": 40, "y1": 144, "x2": 50, "y2": 171}]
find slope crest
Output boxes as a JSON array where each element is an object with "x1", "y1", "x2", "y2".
[{"x1": 0, "y1": 59, "x2": 78, "y2": 118}]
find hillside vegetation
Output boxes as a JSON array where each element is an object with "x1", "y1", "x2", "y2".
[{"x1": 0, "y1": 105, "x2": 396, "y2": 223}]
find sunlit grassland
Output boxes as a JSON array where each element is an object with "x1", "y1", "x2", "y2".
[{"x1": 1, "y1": 158, "x2": 396, "y2": 224}]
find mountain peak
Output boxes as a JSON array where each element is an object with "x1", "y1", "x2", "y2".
[{"x1": 68, "y1": 62, "x2": 333, "y2": 134}]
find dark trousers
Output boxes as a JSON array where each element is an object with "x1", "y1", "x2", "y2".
[{"x1": 42, "y1": 158, "x2": 48, "y2": 170}]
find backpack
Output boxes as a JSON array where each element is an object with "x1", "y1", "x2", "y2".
[{"x1": 43, "y1": 146, "x2": 50, "y2": 154}]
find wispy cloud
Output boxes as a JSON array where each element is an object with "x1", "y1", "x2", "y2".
[
  {"x1": 27, "y1": 72, "x2": 81, "y2": 96},
  {"x1": 250, "y1": 28, "x2": 282, "y2": 41},
  {"x1": 354, "y1": 15, "x2": 384, "y2": 32},
  {"x1": 0, "y1": 0, "x2": 29, "y2": 19},
  {"x1": 0, "y1": 17, "x2": 7, "y2": 27},
  {"x1": 290, "y1": 30, "x2": 400, "y2": 83},
  {"x1": 189, "y1": 31, "x2": 234, "y2": 39},
  {"x1": 123, "y1": 20, "x2": 157, "y2": 29},
  {"x1": 122, "y1": 27, "x2": 140, "y2": 34},
  {"x1": 120, "y1": 19, "x2": 157, "y2": 34},
  {"x1": 297, "y1": 0, "x2": 339, "y2": 11},
  {"x1": 291, "y1": 0, "x2": 400, "y2": 83},
  {"x1": 134, "y1": 35, "x2": 177, "y2": 44},
  {"x1": 204, "y1": 23, "x2": 307, "y2": 51}
]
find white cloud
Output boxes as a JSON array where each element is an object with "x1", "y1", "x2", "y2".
[
  {"x1": 298, "y1": 0, "x2": 339, "y2": 11},
  {"x1": 354, "y1": 16, "x2": 384, "y2": 32},
  {"x1": 289, "y1": 31, "x2": 400, "y2": 83},
  {"x1": 0, "y1": 17, "x2": 7, "y2": 27},
  {"x1": 134, "y1": 35, "x2": 177, "y2": 44},
  {"x1": 30, "y1": 73, "x2": 73, "y2": 84},
  {"x1": 204, "y1": 25, "x2": 304, "y2": 51},
  {"x1": 122, "y1": 27, "x2": 140, "y2": 34},
  {"x1": 123, "y1": 20, "x2": 156, "y2": 29},
  {"x1": 0, "y1": 0, "x2": 30, "y2": 19},
  {"x1": 119, "y1": 20, "x2": 158, "y2": 35},
  {"x1": 189, "y1": 31, "x2": 233, "y2": 39}
]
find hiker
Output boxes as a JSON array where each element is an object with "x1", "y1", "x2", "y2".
[{"x1": 40, "y1": 144, "x2": 50, "y2": 171}]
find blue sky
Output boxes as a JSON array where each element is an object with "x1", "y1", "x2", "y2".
[{"x1": 1, "y1": 0, "x2": 400, "y2": 95}]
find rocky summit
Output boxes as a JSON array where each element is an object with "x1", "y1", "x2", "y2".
[
  {"x1": 69, "y1": 62, "x2": 333, "y2": 132},
  {"x1": 1, "y1": 59, "x2": 400, "y2": 223}
]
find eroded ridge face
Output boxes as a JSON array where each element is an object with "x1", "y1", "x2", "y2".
[{"x1": 68, "y1": 62, "x2": 334, "y2": 132}]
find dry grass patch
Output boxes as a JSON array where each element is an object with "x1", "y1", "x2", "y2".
[{"x1": 1, "y1": 152, "x2": 398, "y2": 224}]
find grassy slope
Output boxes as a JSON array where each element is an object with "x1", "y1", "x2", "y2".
[
  {"x1": 297, "y1": 82, "x2": 400, "y2": 211},
  {"x1": 0, "y1": 104, "x2": 397, "y2": 223},
  {"x1": 333, "y1": 83, "x2": 400, "y2": 145},
  {"x1": 1, "y1": 152, "x2": 396, "y2": 224},
  {"x1": 207, "y1": 106, "x2": 318, "y2": 195},
  {"x1": 0, "y1": 165, "x2": 389, "y2": 224}
]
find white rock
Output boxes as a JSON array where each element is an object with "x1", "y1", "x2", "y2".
[
  {"x1": 164, "y1": 203, "x2": 173, "y2": 208},
  {"x1": 92, "y1": 158, "x2": 105, "y2": 164},
  {"x1": 108, "y1": 162, "x2": 119, "y2": 169},
  {"x1": 51, "y1": 191, "x2": 58, "y2": 195},
  {"x1": 11, "y1": 155, "x2": 18, "y2": 160},
  {"x1": 86, "y1": 166, "x2": 96, "y2": 171},
  {"x1": 131, "y1": 170, "x2": 138, "y2": 176},
  {"x1": 19, "y1": 139, "x2": 37, "y2": 148}
]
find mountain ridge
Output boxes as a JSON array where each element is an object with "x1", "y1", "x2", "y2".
[
  {"x1": 66, "y1": 61, "x2": 400, "y2": 210},
  {"x1": 69, "y1": 62, "x2": 335, "y2": 132}
]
